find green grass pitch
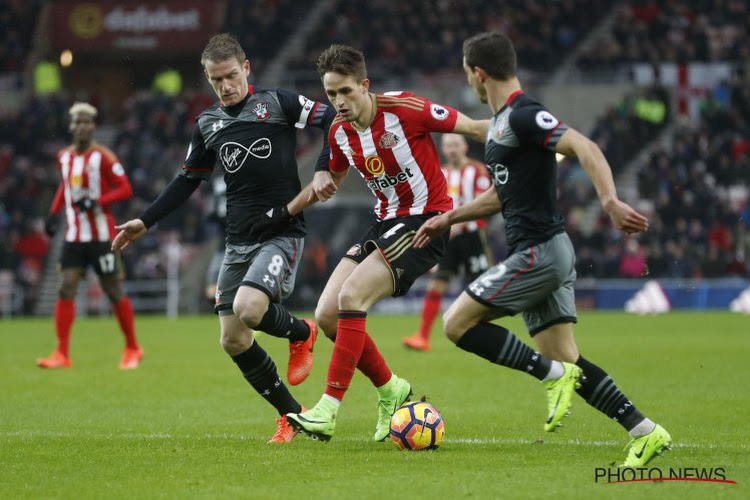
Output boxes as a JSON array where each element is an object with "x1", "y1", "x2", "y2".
[{"x1": 1, "y1": 312, "x2": 748, "y2": 499}]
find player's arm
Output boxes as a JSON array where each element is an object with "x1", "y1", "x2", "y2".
[
  {"x1": 556, "y1": 128, "x2": 648, "y2": 234},
  {"x1": 418, "y1": 98, "x2": 487, "y2": 143},
  {"x1": 288, "y1": 169, "x2": 348, "y2": 216},
  {"x1": 452, "y1": 113, "x2": 489, "y2": 143},
  {"x1": 98, "y1": 158, "x2": 133, "y2": 206},
  {"x1": 45, "y1": 182, "x2": 64, "y2": 237},
  {"x1": 414, "y1": 187, "x2": 501, "y2": 249},
  {"x1": 278, "y1": 88, "x2": 338, "y2": 200}
]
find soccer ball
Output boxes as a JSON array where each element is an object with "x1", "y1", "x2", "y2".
[{"x1": 389, "y1": 401, "x2": 445, "y2": 450}]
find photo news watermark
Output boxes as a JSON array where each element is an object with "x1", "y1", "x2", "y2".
[{"x1": 595, "y1": 467, "x2": 738, "y2": 485}]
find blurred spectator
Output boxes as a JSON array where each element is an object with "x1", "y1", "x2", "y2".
[{"x1": 619, "y1": 239, "x2": 647, "y2": 278}]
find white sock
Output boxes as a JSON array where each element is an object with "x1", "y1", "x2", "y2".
[
  {"x1": 322, "y1": 394, "x2": 341, "y2": 407},
  {"x1": 629, "y1": 418, "x2": 656, "y2": 438},
  {"x1": 542, "y1": 360, "x2": 565, "y2": 382}
]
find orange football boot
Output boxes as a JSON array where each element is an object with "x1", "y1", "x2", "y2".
[
  {"x1": 119, "y1": 347, "x2": 143, "y2": 369},
  {"x1": 36, "y1": 351, "x2": 72, "y2": 369},
  {"x1": 268, "y1": 406, "x2": 306, "y2": 443},
  {"x1": 402, "y1": 334, "x2": 430, "y2": 352},
  {"x1": 287, "y1": 319, "x2": 317, "y2": 385}
]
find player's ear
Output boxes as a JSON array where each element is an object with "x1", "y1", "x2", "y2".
[
  {"x1": 361, "y1": 78, "x2": 370, "y2": 93},
  {"x1": 475, "y1": 66, "x2": 488, "y2": 83},
  {"x1": 243, "y1": 59, "x2": 251, "y2": 77}
]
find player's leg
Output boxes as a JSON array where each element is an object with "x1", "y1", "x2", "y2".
[
  {"x1": 219, "y1": 313, "x2": 303, "y2": 443},
  {"x1": 94, "y1": 243, "x2": 142, "y2": 369},
  {"x1": 287, "y1": 250, "x2": 396, "y2": 440},
  {"x1": 443, "y1": 237, "x2": 583, "y2": 430},
  {"x1": 533, "y1": 321, "x2": 672, "y2": 466},
  {"x1": 231, "y1": 238, "x2": 317, "y2": 386},
  {"x1": 37, "y1": 243, "x2": 83, "y2": 368},
  {"x1": 403, "y1": 276, "x2": 446, "y2": 351},
  {"x1": 313, "y1": 255, "x2": 404, "y2": 436},
  {"x1": 314, "y1": 257, "x2": 358, "y2": 340}
]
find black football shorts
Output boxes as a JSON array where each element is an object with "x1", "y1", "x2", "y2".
[{"x1": 342, "y1": 213, "x2": 449, "y2": 297}]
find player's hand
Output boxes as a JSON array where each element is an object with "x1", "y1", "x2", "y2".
[
  {"x1": 604, "y1": 198, "x2": 649, "y2": 234},
  {"x1": 312, "y1": 171, "x2": 337, "y2": 202},
  {"x1": 250, "y1": 205, "x2": 292, "y2": 242},
  {"x1": 44, "y1": 214, "x2": 60, "y2": 237},
  {"x1": 112, "y1": 219, "x2": 147, "y2": 251},
  {"x1": 413, "y1": 213, "x2": 451, "y2": 249},
  {"x1": 74, "y1": 197, "x2": 97, "y2": 211}
]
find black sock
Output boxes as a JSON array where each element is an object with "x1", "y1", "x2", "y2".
[
  {"x1": 230, "y1": 341, "x2": 302, "y2": 415},
  {"x1": 256, "y1": 303, "x2": 310, "y2": 342},
  {"x1": 575, "y1": 356, "x2": 645, "y2": 431},
  {"x1": 456, "y1": 322, "x2": 552, "y2": 380}
]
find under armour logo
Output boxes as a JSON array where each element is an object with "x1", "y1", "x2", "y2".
[{"x1": 212, "y1": 120, "x2": 225, "y2": 132}]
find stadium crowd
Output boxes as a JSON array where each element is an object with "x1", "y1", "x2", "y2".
[
  {"x1": 2, "y1": 1, "x2": 749, "y2": 316},
  {"x1": 578, "y1": 0, "x2": 750, "y2": 70},
  {"x1": 293, "y1": 0, "x2": 614, "y2": 77}
]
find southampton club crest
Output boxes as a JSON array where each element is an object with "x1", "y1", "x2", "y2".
[{"x1": 252, "y1": 101, "x2": 270, "y2": 121}]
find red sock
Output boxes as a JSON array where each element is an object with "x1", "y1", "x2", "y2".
[
  {"x1": 417, "y1": 289, "x2": 442, "y2": 339},
  {"x1": 357, "y1": 335, "x2": 392, "y2": 388},
  {"x1": 325, "y1": 312, "x2": 367, "y2": 401},
  {"x1": 54, "y1": 298, "x2": 75, "y2": 357},
  {"x1": 113, "y1": 296, "x2": 139, "y2": 349}
]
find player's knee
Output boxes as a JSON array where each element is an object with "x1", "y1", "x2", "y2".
[
  {"x1": 442, "y1": 309, "x2": 466, "y2": 344},
  {"x1": 233, "y1": 302, "x2": 266, "y2": 329},
  {"x1": 314, "y1": 304, "x2": 337, "y2": 340},
  {"x1": 219, "y1": 333, "x2": 250, "y2": 356},
  {"x1": 337, "y1": 281, "x2": 363, "y2": 311}
]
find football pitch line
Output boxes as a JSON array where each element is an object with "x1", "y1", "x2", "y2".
[{"x1": 1, "y1": 430, "x2": 745, "y2": 450}]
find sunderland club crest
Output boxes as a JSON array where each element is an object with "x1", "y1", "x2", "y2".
[{"x1": 379, "y1": 131, "x2": 400, "y2": 149}]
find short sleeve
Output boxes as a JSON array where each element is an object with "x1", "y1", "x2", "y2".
[
  {"x1": 508, "y1": 104, "x2": 568, "y2": 151},
  {"x1": 328, "y1": 127, "x2": 351, "y2": 173},
  {"x1": 181, "y1": 124, "x2": 215, "y2": 180},
  {"x1": 98, "y1": 147, "x2": 126, "y2": 181},
  {"x1": 276, "y1": 87, "x2": 331, "y2": 130},
  {"x1": 420, "y1": 99, "x2": 459, "y2": 133}
]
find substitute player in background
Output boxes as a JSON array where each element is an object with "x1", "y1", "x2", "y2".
[
  {"x1": 402, "y1": 133, "x2": 492, "y2": 351},
  {"x1": 415, "y1": 32, "x2": 671, "y2": 467},
  {"x1": 113, "y1": 34, "x2": 336, "y2": 443},
  {"x1": 37, "y1": 102, "x2": 142, "y2": 370}
]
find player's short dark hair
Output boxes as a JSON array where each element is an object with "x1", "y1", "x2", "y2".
[
  {"x1": 463, "y1": 32, "x2": 517, "y2": 80},
  {"x1": 316, "y1": 44, "x2": 367, "y2": 82},
  {"x1": 201, "y1": 33, "x2": 246, "y2": 66}
]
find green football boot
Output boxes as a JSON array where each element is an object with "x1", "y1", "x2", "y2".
[
  {"x1": 621, "y1": 424, "x2": 672, "y2": 467},
  {"x1": 286, "y1": 398, "x2": 338, "y2": 442},
  {"x1": 373, "y1": 375, "x2": 413, "y2": 441},
  {"x1": 543, "y1": 362, "x2": 583, "y2": 432}
]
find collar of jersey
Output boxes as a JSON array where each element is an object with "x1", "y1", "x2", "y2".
[{"x1": 220, "y1": 85, "x2": 254, "y2": 109}]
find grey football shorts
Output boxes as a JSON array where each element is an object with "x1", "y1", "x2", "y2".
[
  {"x1": 465, "y1": 231, "x2": 577, "y2": 336},
  {"x1": 214, "y1": 236, "x2": 304, "y2": 316}
]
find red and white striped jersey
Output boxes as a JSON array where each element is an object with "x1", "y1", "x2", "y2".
[
  {"x1": 49, "y1": 143, "x2": 133, "y2": 242},
  {"x1": 329, "y1": 92, "x2": 458, "y2": 220},
  {"x1": 443, "y1": 160, "x2": 492, "y2": 233}
]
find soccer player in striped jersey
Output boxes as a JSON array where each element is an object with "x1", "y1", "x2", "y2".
[
  {"x1": 286, "y1": 44, "x2": 488, "y2": 442},
  {"x1": 37, "y1": 102, "x2": 142, "y2": 370},
  {"x1": 414, "y1": 32, "x2": 671, "y2": 467},
  {"x1": 403, "y1": 133, "x2": 493, "y2": 351}
]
